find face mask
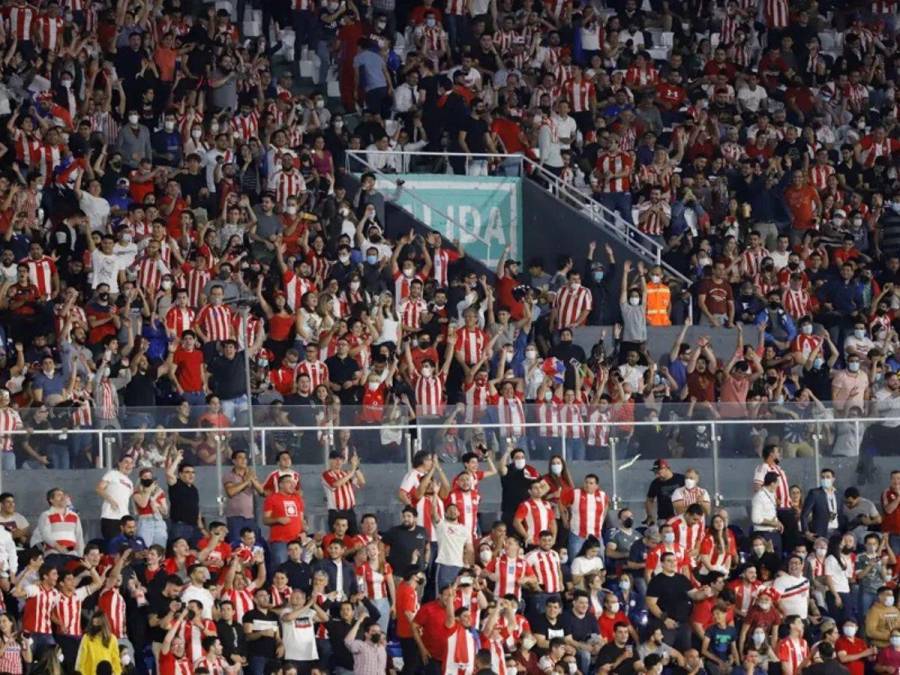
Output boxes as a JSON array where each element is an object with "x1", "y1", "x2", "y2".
[
  {"x1": 608, "y1": 601, "x2": 620, "y2": 613},
  {"x1": 821, "y1": 478, "x2": 833, "y2": 489},
  {"x1": 629, "y1": 296, "x2": 640, "y2": 306},
  {"x1": 191, "y1": 129, "x2": 203, "y2": 139},
  {"x1": 593, "y1": 271, "x2": 604, "y2": 282},
  {"x1": 815, "y1": 547, "x2": 827, "y2": 557},
  {"x1": 619, "y1": 578, "x2": 631, "y2": 590},
  {"x1": 370, "y1": 633, "x2": 382, "y2": 644},
  {"x1": 164, "y1": 120, "x2": 175, "y2": 132},
  {"x1": 58, "y1": 651, "x2": 67, "y2": 663},
  {"x1": 753, "y1": 545, "x2": 765, "y2": 556},
  {"x1": 885, "y1": 596, "x2": 895, "y2": 607},
  {"x1": 210, "y1": 123, "x2": 220, "y2": 134},
  {"x1": 550, "y1": 463, "x2": 563, "y2": 475},
  {"x1": 801, "y1": 324, "x2": 813, "y2": 335},
  {"x1": 650, "y1": 274, "x2": 661, "y2": 283},
  {"x1": 854, "y1": 329, "x2": 866, "y2": 339},
  {"x1": 525, "y1": 349, "x2": 537, "y2": 360},
  {"x1": 663, "y1": 532, "x2": 675, "y2": 544},
  {"x1": 684, "y1": 478, "x2": 697, "y2": 489},
  {"x1": 812, "y1": 357, "x2": 824, "y2": 369},
  {"x1": 61, "y1": 79, "x2": 72, "y2": 88},
  {"x1": 560, "y1": 551, "x2": 568, "y2": 564},
  {"x1": 426, "y1": 17, "x2": 436, "y2": 26},
  {"x1": 161, "y1": 279, "x2": 173, "y2": 290},
  {"x1": 568, "y1": 662, "x2": 577, "y2": 674},
  {"x1": 753, "y1": 631, "x2": 766, "y2": 645},
  {"x1": 368, "y1": 382, "x2": 379, "y2": 391},
  {"x1": 128, "y1": 114, "x2": 139, "y2": 125},
  {"x1": 140, "y1": 477, "x2": 154, "y2": 487},
  {"x1": 366, "y1": 255, "x2": 378, "y2": 265},
  {"x1": 286, "y1": 205, "x2": 298, "y2": 215},
  {"x1": 849, "y1": 362, "x2": 861, "y2": 372},
  {"x1": 403, "y1": 268, "x2": 414, "y2": 278},
  {"x1": 350, "y1": 281, "x2": 360, "y2": 291},
  {"x1": 479, "y1": 549, "x2": 493, "y2": 563},
  {"x1": 543, "y1": 390, "x2": 553, "y2": 402},
  {"x1": 338, "y1": 253, "x2": 350, "y2": 263},
  {"x1": 891, "y1": 635, "x2": 900, "y2": 647},
  {"x1": 422, "y1": 366, "x2": 434, "y2": 377},
  {"x1": 513, "y1": 458, "x2": 526, "y2": 470},
  {"x1": 570, "y1": 281, "x2": 581, "y2": 289}
]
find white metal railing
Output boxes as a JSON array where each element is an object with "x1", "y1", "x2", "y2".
[
  {"x1": 347, "y1": 149, "x2": 691, "y2": 287},
  {"x1": 4, "y1": 413, "x2": 889, "y2": 510}
]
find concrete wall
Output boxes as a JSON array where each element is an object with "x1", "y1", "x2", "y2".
[{"x1": 10, "y1": 454, "x2": 888, "y2": 542}]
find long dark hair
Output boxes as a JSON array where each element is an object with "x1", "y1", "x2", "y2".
[{"x1": 826, "y1": 534, "x2": 846, "y2": 571}]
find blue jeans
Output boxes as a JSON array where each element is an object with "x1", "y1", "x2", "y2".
[
  {"x1": 221, "y1": 395, "x2": 249, "y2": 424},
  {"x1": 46, "y1": 444, "x2": 69, "y2": 470},
  {"x1": 137, "y1": 517, "x2": 168, "y2": 549},
  {"x1": 248, "y1": 656, "x2": 274, "y2": 675},
  {"x1": 227, "y1": 516, "x2": 258, "y2": 545},
  {"x1": 315, "y1": 39, "x2": 331, "y2": 89},
  {"x1": 0, "y1": 452, "x2": 14, "y2": 470},
  {"x1": 181, "y1": 391, "x2": 206, "y2": 408},
  {"x1": 270, "y1": 541, "x2": 289, "y2": 568},
  {"x1": 599, "y1": 192, "x2": 634, "y2": 226},
  {"x1": 568, "y1": 532, "x2": 589, "y2": 559},
  {"x1": 859, "y1": 588, "x2": 878, "y2": 622},
  {"x1": 565, "y1": 438, "x2": 586, "y2": 461},
  {"x1": 371, "y1": 597, "x2": 390, "y2": 633},
  {"x1": 169, "y1": 522, "x2": 200, "y2": 547},
  {"x1": 435, "y1": 563, "x2": 461, "y2": 595}
]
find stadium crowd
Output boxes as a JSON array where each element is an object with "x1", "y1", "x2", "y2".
[{"x1": 0, "y1": 0, "x2": 899, "y2": 670}]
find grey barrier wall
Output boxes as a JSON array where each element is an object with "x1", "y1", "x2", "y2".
[
  {"x1": 14, "y1": 455, "x2": 891, "y2": 543},
  {"x1": 572, "y1": 325, "x2": 743, "y2": 364}
]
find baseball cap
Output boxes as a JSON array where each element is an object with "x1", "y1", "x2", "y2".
[{"x1": 651, "y1": 459, "x2": 670, "y2": 472}]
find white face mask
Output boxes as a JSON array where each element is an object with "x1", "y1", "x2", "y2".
[
  {"x1": 821, "y1": 477, "x2": 833, "y2": 489},
  {"x1": 315, "y1": 99, "x2": 325, "y2": 109},
  {"x1": 619, "y1": 579, "x2": 630, "y2": 590},
  {"x1": 848, "y1": 362, "x2": 861, "y2": 372},
  {"x1": 684, "y1": 478, "x2": 697, "y2": 489},
  {"x1": 885, "y1": 595, "x2": 896, "y2": 607},
  {"x1": 480, "y1": 549, "x2": 493, "y2": 563},
  {"x1": 210, "y1": 123, "x2": 220, "y2": 134},
  {"x1": 753, "y1": 546, "x2": 765, "y2": 556},
  {"x1": 802, "y1": 324, "x2": 813, "y2": 335},
  {"x1": 121, "y1": 233, "x2": 133, "y2": 243},
  {"x1": 525, "y1": 349, "x2": 537, "y2": 360},
  {"x1": 338, "y1": 253, "x2": 350, "y2": 263},
  {"x1": 629, "y1": 296, "x2": 640, "y2": 306},
  {"x1": 550, "y1": 463, "x2": 563, "y2": 475},
  {"x1": 422, "y1": 366, "x2": 434, "y2": 377},
  {"x1": 815, "y1": 547, "x2": 827, "y2": 557},
  {"x1": 191, "y1": 128, "x2": 203, "y2": 140},
  {"x1": 608, "y1": 601, "x2": 620, "y2": 613},
  {"x1": 164, "y1": 120, "x2": 175, "y2": 132},
  {"x1": 350, "y1": 281, "x2": 360, "y2": 291},
  {"x1": 650, "y1": 274, "x2": 661, "y2": 283},
  {"x1": 61, "y1": 79, "x2": 72, "y2": 89},
  {"x1": 368, "y1": 382, "x2": 379, "y2": 391},
  {"x1": 663, "y1": 532, "x2": 675, "y2": 544},
  {"x1": 128, "y1": 114, "x2": 139, "y2": 125},
  {"x1": 403, "y1": 267, "x2": 414, "y2": 278},
  {"x1": 843, "y1": 625, "x2": 858, "y2": 638},
  {"x1": 161, "y1": 279, "x2": 173, "y2": 290},
  {"x1": 513, "y1": 458, "x2": 526, "y2": 470},
  {"x1": 892, "y1": 635, "x2": 900, "y2": 648},
  {"x1": 286, "y1": 205, "x2": 298, "y2": 215},
  {"x1": 544, "y1": 390, "x2": 553, "y2": 402},
  {"x1": 752, "y1": 631, "x2": 766, "y2": 645}
]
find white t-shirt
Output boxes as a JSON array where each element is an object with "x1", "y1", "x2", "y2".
[
  {"x1": 181, "y1": 585, "x2": 215, "y2": 619},
  {"x1": 571, "y1": 555, "x2": 604, "y2": 578},
  {"x1": 772, "y1": 574, "x2": 810, "y2": 619},
  {"x1": 91, "y1": 249, "x2": 124, "y2": 292},
  {"x1": 737, "y1": 85, "x2": 768, "y2": 113},
  {"x1": 435, "y1": 520, "x2": 470, "y2": 567},
  {"x1": 100, "y1": 469, "x2": 134, "y2": 520},
  {"x1": 113, "y1": 241, "x2": 139, "y2": 268},
  {"x1": 824, "y1": 555, "x2": 851, "y2": 594},
  {"x1": 281, "y1": 608, "x2": 318, "y2": 661},
  {"x1": 79, "y1": 191, "x2": 111, "y2": 232}
]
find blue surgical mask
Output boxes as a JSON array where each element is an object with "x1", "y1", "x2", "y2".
[
  {"x1": 593, "y1": 271, "x2": 604, "y2": 283},
  {"x1": 366, "y1": 255, "x2": 377, "y2": 265},
  {"x1": 813, "y1": 357, "x2": 824, "y2": 369}
]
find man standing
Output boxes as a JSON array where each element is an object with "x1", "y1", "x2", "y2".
[
  {"x1": 433, "y1": 502, "x2": 472, "y2": 594},
  {"x1": 646, "y1": 552, "x2": 713, "y2": 651},
  {"x1": 514, "y1": 481, "x2": 557, "y2": 547},
  {"x1": 321, "y1": 451, "x2": 365, "y2": 534},
  {"x1": 95, "y1": 454, "x2": 135, "y2": 542},
  {"x1": 800, "y1": 468, "x2": 841, "y2": 541},
  {"x1": 751, "y1": 472, "x2": 785, "y2": 559},
  {"x1": 222, "y1": 449, "x2": 264, "y2": 543},
  {"x1": 561, "y1": 473, "x2": 609, "y2": 555},
  {"x1": 645, "y1": 460, "x2": 684, "y2": 525},
  {"x1": 881, "y1": 471, "x2": 900, "y2": 555},
  {"x1": 166, "y1": 453, "x2": 203, "y2": 547},
  {"x1": 263, "y1": 474, "x2": 306, "y2": 567}
]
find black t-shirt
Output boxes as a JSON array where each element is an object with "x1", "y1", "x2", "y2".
[
  {"x1": 207, "y1": 353, "x2": 248, "y2": 400},
  {"x1": 242, "y1": 608, "x2": 280, "y2": 658},
  {"x1": 177, "y1": 171, "x2": 206, "y2": 202},
  {"x1": 168, "y1": 479, "x2": 200, "y2": 526},
  {"x1": 646, "y1": 572, "x2": 693, "y2": 624},
  {"x1": 500, "y1": 468, "x2": 536, "y2": 514},
  {"x1": 277, "y1": 560, "x2": 313, "y2": 593},
  {"x1": 382, "y1": 525, "x2": 428, "y2": 572},
  {"x1": 325, "y1": 355, "x2": 361, "y2": 404},
  {"x1": 124, "y1": 369, "x2": 157, "y2": 406},
  {"x1": 561, "y1": 609, "x2": 597, "y2": 642},
  {"x1": 216, "y1": 619, "x2": 246, "y2": 662},
  {"x1": 147, "y1": 591, "x2": 175, "y2": 643},
  {"x1": 529, "y1": 614, "x2": 566, "y2": 655},
  {"x1": 462, "y1": 117, "x2": 489, "y2": 154},
  {"x1": 647, "y1": 473, "x2": 685, "y2": 520},
  {"x1": 597, "y1": 643, "x2": 639, "y2": 675}
]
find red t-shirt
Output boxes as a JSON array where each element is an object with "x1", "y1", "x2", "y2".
[
  {"x1": 597, "y1": 611, "x2": 631, "y2": 642},
  {"x1": 158, "y1": 652, "x2": 192, "y2": 675},
  {"x1": 491, "y1": 118, "x2": 527, "y2": 154},
  {"x1": 396, "y1": 580, "x2": 419, "y2": 639},
  {"x1": 173, "y1": 348, "x2": 204, "y2": 392},
  {"x1": 495, "y1": 275, "x2": 524, "y2": 319},
  {"x1": 414, "y1": 600, "x2": 455, "y2": 662},
  {"x1": 268, "y1": 313, "x2": 294, "y2": 342},
  {"x1": 784, "y1": 184, "x2": 820, "y2": 230},
  {"x1": 263, "y1": 493, "x2": 305, "y2": 542},
  {"x1": 835, "y1": 636, "x2": 868, "y2": 675}
]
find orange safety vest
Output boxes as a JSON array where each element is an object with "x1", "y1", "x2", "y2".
[{"x1": 645, "y1": 283, "x2": 671, "y2": 326}]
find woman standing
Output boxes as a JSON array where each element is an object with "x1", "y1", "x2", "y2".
[
  {"x1": 355, "y1": 542, "x2": 396, "y2": 633},
  {"x1": 0, "y1": 614, "x2": 31, "y2": 675}
]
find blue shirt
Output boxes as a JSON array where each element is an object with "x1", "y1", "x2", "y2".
[
  {"x1": 107, "y1": 533, "x2": 147, "y2": 554},
  {"x1": 819, "y1": 278, "x2": 865, "y2": 315},
  {"x1": 352, "y1": 49, "x2": 387, "y2": 92}
]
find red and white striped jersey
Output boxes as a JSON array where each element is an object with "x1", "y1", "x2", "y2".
[
  {"x1": 777, "y1": 637, "x2": 809, "y2": 675},
  {"x1": 166, "y1": 307, "x2": 196, "y2": 337},
  {"x1": 296, "y1": 359, "x2": 329, "y2": 389},
  {"x1": 493, "y1": 29, "x2": 517, "y2": 52},
  {"x1": 454, "y1": 326, "x2": 487, "y2": 365},
  {"x1": 753, "y1": 462, "x2": 791, "y2": 508},
  {"x1": 416, "y1": 494, "x2": 444, "y2": 542},
  {"x1": 564, "y1": 80, "x2": 595, "y2": 112},
  {"x1": 282, "y1": 270, "x2": 316, "y2": 311},
  {"x1": 414, "y1": 373, "x2": 445, "y2": 417},
  {"x1": 431, "y1": 247, "x2": 461, "y2": 287},
  {"x1": 668, "y1": 514, "x2": 706, "y2": 555},
  {"x1": 3, "y1": 4, "x2": 37, "y2": 41},
  {"x1": 594, "y1": 151, "x2": 633, "y2": 192},
  {"x1": 35, "y1": 14, "x2": 63, "y2": 50},
  {"x1": 193, "y1": 654, "x2": 232, "y2": 675},
  {"x1": 70, "y1": 388, "x2": 92, "y2": 427},
  {"x1": 487, "y1": 554, "x2": 535, "y2": 600},
  {"x1": 764, "y1": 0, "x2": 789, "y2": 28},
  {"x1": 36, "y1": 143, "x2": 63, "y2": 180},
  {"x1": 293, "y1": 0, "x2": 314, "y2": 10},
  {"x1": 137, "y1": 256, "x2": 169, "y2": 293},
  {"x1": 98, "y1": 587, "x2": 126, "y2": 638},
  {"x1": 269, "y1": 583, "x2": 293, "y2": 608},
  {"x1": 636, "y1": 200, "x2": 671, "y2": 237},
  {"x1": 494, "y1": 393, "x2": 526, "y2": 438},
  {"x1": 741, "y1": 247, "x2": 770, "y2": 278},
  {"x1": 181, "y1": 267, "x2": 210, "y2": 309},
  {"x1": 232, "y1": 312, "x2": 263, "y2": 351},
  {"x1": 537, "y1": 400, "x2": 562, "y2": 438},
  {"x1": 420, "y1": 25, "x2": 448, "y2": 54},
  {"x1": 525, "y1": 548, "x2": 563, "y2": 593},
  {"x1": 486, "y1": 636, "x2": 508, "y2": 675},
  {"x1": 393, "y1": 271, "x2": 425, "y2": 308},
  {"x1": 356, "y1": 562, "x2": 392, "y2": 600},
  {"x1": 23, "y1": 583, "x2": 60, "y2": 634},
  {"x1": 53, "y1": 586, "x2": 92, "y2": 636},
  {"x1": 463, "y1": 380, "x2": 490, "y2": 424},
  {"x1": 21, "y1": 255, "x2": 56, "y2": 299},
  {"x1": 586, "y1": 408, "x2": 610, "y2": 447},
  {"x1": 625, "y1": 64, "x2": 659, "y2": 88},
  {"x1": 43, "y1": 510, "x2": 80, "y2": 551},
  {"x1": 445, "y1": 488, "x2": 480, "y2": 540},
  {"x1": 720, "y1": 14, "x2": 740, "y2": 44},
  {"x1": 561, "y1": 488, "x2": 609, "y2": 540},
  {"x1": 270, "y1": 169, "x2": 305, "y2": 208},
  {"x1": 552, "y1": 62, "x2": 574, "y2": 86},
  {"x1": 232, "y1": 110, "x2": 260, "y2": 141},
  {"x1": 513, "y1": 498, "x2": 555, "y2": 545},
  {"x1": 195, "y1": 304, "x2": 233, "y2": 342},
  {"x1": 0, "y1": 407, "x2": 23, "y2": 452},
  {"x1": 96, "y1": 380, "x2": 118, "y2": 421},
  {"x1": 809, "y1": 164, "x2": 835, "y2": 191},
  {"x1": 553, "y1": 284, "x2": 592, "y2": 329},
  {"x1": 859, "y1": 135, "x2": 899, "y2": 167},
  {"x1": 220, "y1": 586, "x2": 256, "y2": 622},
  {"x1": 638, "y1": 162, "x2": 674, "y2": 197},
  {"x1": 322, "y1": 469, "x2": 357, "y2": 511},
  {"x1": 13, "y1": 129, "x2": 41, "y2": 166},
  {"x1": 646, "y1": 542, "x2": 687, "y2": 576},
  {"x1": 782, "y1": 288, "x2": 813, "y2": 319},
  {"x1": 445, "y1": 0, "x2": 466, "y2": 16},
  {"x1": 559, "y1": 399, "x2": 587, "y2": 438},
  {"x1": 400, "y1": 297, "x2": 428, "y2": 331}
]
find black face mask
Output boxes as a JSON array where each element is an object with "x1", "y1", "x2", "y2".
[
  {"x1": 622, "y1": 517, "x2": 634, "y2": 528},
  {"x1": 98, "y1": 292, "x2": 109, "y2": 302},
  {"x1": 370, "y1": 633, "x2": 382, "y2": 644},
  {"x1": 141, "y1": 477, "x2": 154, "y2": 487}
]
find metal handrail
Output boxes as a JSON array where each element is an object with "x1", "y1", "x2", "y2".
[{"x1": 345, "y1": 150, "x2": 495, "y2": 251}]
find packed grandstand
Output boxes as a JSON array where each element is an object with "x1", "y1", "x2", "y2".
[{"x1": 0, "y1": 0, "x2": 899, "y2": 673}]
